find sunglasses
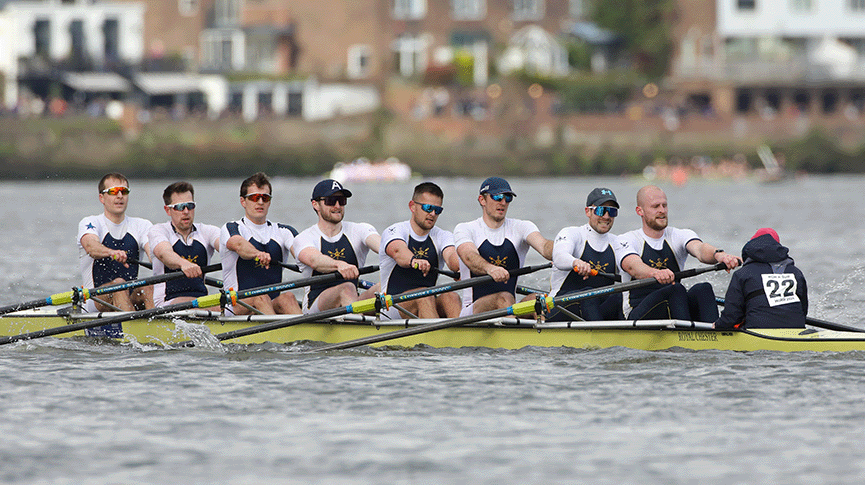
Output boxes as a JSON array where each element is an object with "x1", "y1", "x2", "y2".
[
  {"x1": 101, "y1": 186, "x2": 130, "y2": 196},
  {"x1": 244, "y1": 193, "x2": 272, "y2": 203},
  {"x1": 166, "y1": 202, "x2": 196, "y2": 211},
  {"x1": 415, "y1": 202, "x2": 443, "y2": 215},
  {"x1": 489, "y1": 193, "x2": 514, "y2": 203},
  {"x1": 318, "y1": 195, "x2": 347, "y2": 206},
  {"x1": 589, "y1": 206, "x2": 618, "y2": 217}
]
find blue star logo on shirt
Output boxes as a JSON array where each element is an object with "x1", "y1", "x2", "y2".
[{"x1": 86, "y1": 223, "x2": 95, "y2": 230}]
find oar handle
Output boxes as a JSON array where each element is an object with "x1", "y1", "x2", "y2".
[
  {"x1": 279, "y1": 262, "x2": 301, "y2": 273},
  {"x1": 87, "y1": 263, "x2": 222, "y2": 298},
  {"x1": 232, "y1": 265, "x2": 379, "y2": 300}
]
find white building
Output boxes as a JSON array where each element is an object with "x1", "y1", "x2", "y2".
[{"x1": 0, "y1": 0, "x2": 144, "y2": 108}]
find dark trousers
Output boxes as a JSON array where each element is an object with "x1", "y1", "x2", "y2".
[
  {"x1": 547, "y1": 293, "x2": 623, "y2": 321},
  {"x1": 629, "y1": 282, "x2": 718, "y2": 323}
]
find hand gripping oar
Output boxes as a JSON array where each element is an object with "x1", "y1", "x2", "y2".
[
  {"x1": 0, "y1": 266, "x2": 378, "y2": 346},
  {"x1": 128, "y1": 257, "x2": 224, "y2": 289},
  {"x1": 194, "y1": 263, "x2": 552, "y2": 346},
  {"x1": 316, "y1": 263, "x2": 725, "y2": 351},
  {"x1": 0, "y1": 263, "x2": 222, "y2": 317},
  {"x1": 514, "y1": 269, "x2": 621, "y2": 295},
  {"x1": 715, "y1": 297, "x2": 865, "y2": 333}
]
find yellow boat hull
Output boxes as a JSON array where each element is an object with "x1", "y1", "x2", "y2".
[{"x1": 3, "y1": 311, "x2": 865, "y2": 352}]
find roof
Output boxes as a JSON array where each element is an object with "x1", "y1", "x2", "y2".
[
  {"x1": 61, "y1": 72, "x2": 131, "y2": 92},
  {"x1": 132, "y1": 73, "x2": 203, "y2": 95}
]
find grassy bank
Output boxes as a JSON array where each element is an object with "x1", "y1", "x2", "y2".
[{"x1": 1, "y1": 115, "x2": 863, "y2": 179}]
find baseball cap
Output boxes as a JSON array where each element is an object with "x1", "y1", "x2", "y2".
[
  {"x1": 751, "y1": 228, "x2": 780, "y2": 242},
  {"x1": 311, "y1": 179, "x2": 353, "y2": 200},
  {"x1": 479, "y1": 177, "x2": 516, "y2": 197},
  {"x1": 586, "y1": 188, "x2": 618, "y2": 208}
]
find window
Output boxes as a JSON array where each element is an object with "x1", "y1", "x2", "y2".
[
  {"x1": 852, "y1": 0, "x2": 865, "y2": 11},
  {"x1": 393, "y1": 0, "x2": 426, "y2": 19},
  {"x1": 737, "y1": 0, "x2": 756, "y2": 10},
  {"x1": 569, "y1": 0, "x2": 583, "y2": 17},
  {"x1": 103, "y1": 18, "x2": 119, "y2": 62},
  {"x1": 347, "y1": 45, "x2": 372, "y2": 78},
  {"x1": 69, "y1": 20, "x2": 86, "y2": 64},
  {"x1": 791, "y1": 0, "x2": 812, "y2": 11},
  {"x1": 34, "y1": 19, "x2": 51, "y2": 58},
  {"x1": 452, "y1": 0, "x2": 485, "y2": 20},
  {"x1": 513, "y1": 0, "x2": 543, "y2": 20},
  {"x1": 179, "y1": 0, "x2": 199, "y2": 16},
  {"x1": 201, "y1": 29, "x2": 243, "y2": 70},
  {"x1": 392, "y1": 35, "x2": 427, "y2": 77},
  {"x1": 214, "y1": 0, "x2": 241, "y2": 27}
]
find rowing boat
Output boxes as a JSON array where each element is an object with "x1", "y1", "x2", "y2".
[{"x1": 3, "y1": 308, "x2": 865, "y2": 352}]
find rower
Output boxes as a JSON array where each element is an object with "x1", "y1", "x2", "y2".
[
  {"x1": 715, "y1": 228, "x2": 808, "y2": 329},
  {"x1": 379, "y1": 182, "x2": 462, "y2": 319},
  {"x1": 292, "y1": 179, "x2": 381, "y2": 313},
  {"x1": 220, "y1": 172, "x2": 302, "y2": 315},
  {"x1": 614, "y1": 185, "x2": 740, "y2": 322},
  {"x1": 547, "y1": 187, "x2": 623, "y2": 321},
  {"x1": 149, "y1": 181, "x2": 220, "y2": 307},
  {"x1": 453, "y1": 177, "x2": 553, "y2": 316},
  {"x1": 78, "y1": 172, "x2": 153, "y2": 313}
]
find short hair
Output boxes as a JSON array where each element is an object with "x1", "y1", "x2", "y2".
[
  {"x1": 98, "y1": 172, "x2": 129, "y2": 193},
  {"x1": 162, "y1": 181, "x2": 195, "y2": 205},
  {"x1": 413, "y1": 182, "x2": 444, "y2": 200},
  {"x1": 240, "y1": 172, "x2": 271, "y2": 197}
]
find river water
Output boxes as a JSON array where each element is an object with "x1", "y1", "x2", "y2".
[{"x1": 2, "y1": 175, "x2": 865, "y2": 484}]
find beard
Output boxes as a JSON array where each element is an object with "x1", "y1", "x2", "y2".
[
  {"x1": 645, "y1": 216, "x2": 667, "y2": 231},
  {"x1": 320, "y1": 208, "x2": 344, "y2": 224}
]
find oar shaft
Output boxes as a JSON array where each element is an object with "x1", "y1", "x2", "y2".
[
  {"x1": 715, "y1": 296, "x2": 865, "y2": 333},
  {"x1": 88, "y1": 263, "x2": 222, "y2": 298},
  {"x1": 0, "y1": 266, "x2": 379, "y2": 346}
]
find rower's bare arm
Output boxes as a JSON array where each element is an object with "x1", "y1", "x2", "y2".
[
  {"x1": 687, "y1": 239, "x2": 740, "y2": 270},
  {"x1": 365, "y1": 233, "x2": 381, "y2": 254},
  {"x1": 526, "y1": 231, "x2": 554, "y2": 260},
  {"x1": 443, "y1": 246, "x2": 460, "y2": 273},
  {"x1": 621, "y1": 254, "x2": 673, "y2": 283},
  {"x1": 226, "y1": 234, "x2": 270, "y2": 266},
  {"x1": 80, "y1": 233, "x2": 128, "y2": 264},
  {"x1": 457, "y1": 242, "x2": 508, "y2": 282},
  {"x1": 298, "y1": 246, "x2": 358, "y2": 279},
  {"x1": 385, "y1": 239, "x2": 415, "y2": 268},
  {"x1": 153, "y1": 241, "x2": 202, "y2": 278}
]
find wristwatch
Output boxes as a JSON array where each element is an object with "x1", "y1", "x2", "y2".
[{"x1": 714, "y1": 249, "x2": 724, "y2": 254}]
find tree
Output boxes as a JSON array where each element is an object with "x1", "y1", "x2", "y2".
[{"x1": 591, "y1": 0, "x2": 675, "y2": 79}]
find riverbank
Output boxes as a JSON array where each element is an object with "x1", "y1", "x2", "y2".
[{"x1": 1, "y1": 112, "x2": 863, "y2": 179}]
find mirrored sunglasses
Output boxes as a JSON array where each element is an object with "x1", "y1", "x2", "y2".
[
  {"x1": 416, "y1": 202, "x2": 443, "y2": 215},
  {"x1": 166, "y1": 202, "x2": 196, "y2": 211},
  {"x1": 244, "y1": 193, "x2": 272, "y2": 203},
  {"x1": 589, "y1": 206, "x2": 618, "y2": 217},
  {"x1": 319, "y1": 195, "x2": 347, "y2": 206},
  {"x1": 101, "y1": 186, "x2": 130, "y2": 196},
  {"x1": 490, "y1": 193, "x2": 513, "y2": 203}
]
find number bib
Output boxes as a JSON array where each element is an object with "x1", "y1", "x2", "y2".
[{"x1": 761, "y1": 273, "x2": 800, "y2": 307}]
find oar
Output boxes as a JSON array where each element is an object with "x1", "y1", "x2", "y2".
[
  {"x1": 0, "y1": 266, "x2": 378, "y2": 346},
  {"x1": 515, "y1": 269, "x2": 620, "y2": 295},
  {"x1": 195, "y1": 263, "x2": 553, "y2": 346},
  {"x1": 128, "y1": 258, "x2": 223, "y2": 288},
  {"x1": 0, "y1": 263, "x2": 222, "y2": 316},
  {"x1": 316, "y1": 263, "x2": 726, "y2": 351},
  {"x1": 715, "y1": 297, "x2": 865, "y2": 333}
]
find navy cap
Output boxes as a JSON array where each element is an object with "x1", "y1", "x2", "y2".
[
  {"x1": 479, "y1": 177, "x2": 516, "y2": 197},
  {"x1": 586, "y1": 188, "x2": 618, "y2": 208},
  {"x1": 311, "y1": 179, "x2": 352, "y2": 200}
]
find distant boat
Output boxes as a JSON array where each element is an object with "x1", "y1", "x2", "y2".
[
  {"x1": 329, "y1": 157, "x2": 415, "y2": 183},
  {"x1": 756, "y1": 145, "x2": 791, "y2": 184}
]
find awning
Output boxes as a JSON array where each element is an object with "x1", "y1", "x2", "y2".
[
  {"x1": 564, "y1": 21, "x2": 621, "y2": 46},
  {"x1": 61, "y1": 72, "x2": 131, "y2": 92},
  {"x1": 133, "y1": 73, "x2": 203, "y2": 96}
]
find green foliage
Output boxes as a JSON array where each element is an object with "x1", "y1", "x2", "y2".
[
  {"x1": 591, "y1": 0, "x2": 675, "y2": 79},
  {"x1": 454, "y1": 49, "x2": 475, "y2": 87},
  {"x1": 522, "y1": 71, "x2": 638, "y2": 113},
  {"x1": 780, "y1": 130, "x2": 862, "y2": 173},
  {"x1": 566, "y1": 41, "x2": 592, "y2": 71}
]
